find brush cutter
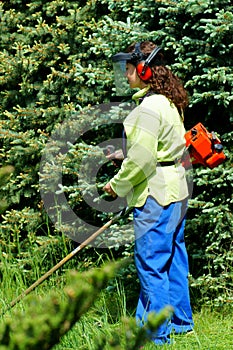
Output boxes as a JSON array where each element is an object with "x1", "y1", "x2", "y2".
[{"x1": 2, "y1": 207, "x2": 131, "y2": 316}]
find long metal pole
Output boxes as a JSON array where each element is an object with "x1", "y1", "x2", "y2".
[{"x1": 3, "y1": 208, "x2": 130, "y2": 315}]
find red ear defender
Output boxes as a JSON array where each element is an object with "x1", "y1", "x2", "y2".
[{"x1": 136, "y1": 62, "x2": 153, "y2": 81}]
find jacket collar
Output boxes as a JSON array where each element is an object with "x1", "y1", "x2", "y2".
[{"x1": 132, "y1": 86, "x2": 151, "y2": 105}]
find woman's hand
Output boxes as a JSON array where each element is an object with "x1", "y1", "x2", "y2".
[
  {"x1": 106, "y1": 149, "x2": 124, "y2": 161},
  {"x1": 103, "y1": 182, "x2": 117, "y2": 198},
  {"x1": 105, "y1": 148, "x2": 124, "y2": 168}
]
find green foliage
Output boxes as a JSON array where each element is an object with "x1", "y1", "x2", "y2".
[
  {"x1": 1, "y1": 260, "x2": 122, "y2": 348},
  {"x1": 0, "y1": 165, "x2": 14, "y2": 212},
  {"x1": 91, "y1": 307, "x2": 174, "y2": 350},
  {"x1": 186, "y1": 133, "x2": 233, "y2": 307},
  {"x1": 0, "y1": 259, "x2": 173, "y2": 349},
  {"x1": 0, "y1": 0, "x2": 232, "y2": 313},
  {"x1": 55, "y1": 305, "x2": 233, "y2": 349}
]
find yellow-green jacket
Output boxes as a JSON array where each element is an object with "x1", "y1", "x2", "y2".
[{"x1": 109, "y1": 92, "x2": 189, "y2": 207}]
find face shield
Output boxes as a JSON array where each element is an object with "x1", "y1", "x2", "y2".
[{"x1": 112, "y1": 52, "x2": 134, "y2": 96}]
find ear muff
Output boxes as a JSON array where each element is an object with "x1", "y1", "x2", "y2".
[
  {"x1": 136, "y1": 62, "x2": 153, "y2": 81},
  {"x1": 135, "y1": 45, "x2": 162, "y2": 81}
]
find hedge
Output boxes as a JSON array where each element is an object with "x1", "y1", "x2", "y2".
[{"x1": 0, "y1": 0, "x2": 232, "y2": 306}]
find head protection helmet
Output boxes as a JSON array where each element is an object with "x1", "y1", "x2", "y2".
[{"x1": 112, "y1": 42, "x2": 162, "y2": 96}]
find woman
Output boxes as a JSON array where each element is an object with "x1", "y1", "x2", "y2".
[{"x1": 103, "y1": 41, "x2": 194, "y2": 345}]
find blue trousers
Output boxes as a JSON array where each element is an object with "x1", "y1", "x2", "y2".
[{"x1": 134, "y1": 196, "x2": 194, "y2": 345}]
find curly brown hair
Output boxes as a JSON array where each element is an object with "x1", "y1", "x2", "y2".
[{"x1": 127, "y1": 41, "x2": 189, "y2": 112}]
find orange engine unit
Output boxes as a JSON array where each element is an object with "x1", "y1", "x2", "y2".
[{"x1": 184, "y1": 123, "x2": 226, "y2": 169}]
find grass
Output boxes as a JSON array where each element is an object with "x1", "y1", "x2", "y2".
[
  {"x1": 169, "y1": 309, "x2": 233, "y2": 349},
  {"x1": 0, "y1": 254, "x2": 232, "y2": 350},
  {"x1": 51, "y1": 298, "x2": 233, "y2": 350}
]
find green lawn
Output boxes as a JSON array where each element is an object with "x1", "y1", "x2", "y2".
[
  {"x1": 1, "y1": 263, "x2": 232, "y2": 350},
  {"x1": 168, "y1": 309, "x2": 232, "y2": 349},
  {"x1": 53, "y1": 301, "x2": 233, "y2": 350}
]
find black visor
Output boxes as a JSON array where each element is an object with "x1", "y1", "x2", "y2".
[{"x1": 111, "y1": 52, "x2": 135, "y2": 96}]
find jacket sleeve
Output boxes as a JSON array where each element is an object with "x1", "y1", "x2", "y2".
[{"x1": 109, "y1": 105, "x2": 160, "y2": 198}]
